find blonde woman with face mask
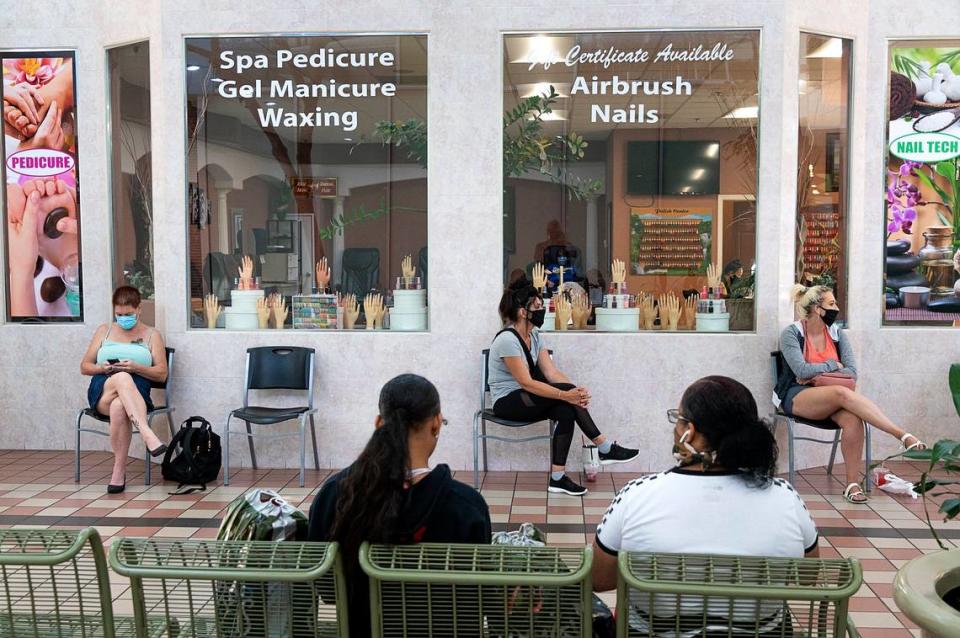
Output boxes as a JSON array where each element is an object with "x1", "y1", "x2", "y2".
[{"x1": 775, "y1": 284, "x2": 925, "y2": 504}]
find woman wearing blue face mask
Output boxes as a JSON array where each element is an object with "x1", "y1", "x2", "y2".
[
  {"x1": 80, "y1": 285, "x2": 168, "y2": 492},
  {"x1": 488, "y1": 278, "x2": 638, "y2": 496}
]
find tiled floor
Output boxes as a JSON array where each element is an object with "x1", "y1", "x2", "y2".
[{"x1": 1, "y1": 449, "x2": 956, "y2": 637}]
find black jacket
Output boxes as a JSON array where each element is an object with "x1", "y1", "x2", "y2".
[{"x1": 307, "y1": 463, "x2": 491, "y2": 637}]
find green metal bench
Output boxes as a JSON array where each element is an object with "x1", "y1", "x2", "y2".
[
  {"x1": 616, "y1": 552, "x2": 863, "y2": 638},
  {"x1": 360, "y1": 542, "x2": 593, "y2": 637},
  {"x1": 109, "y1": 538, "x2": 348, "y2": 637},
  {"x1": 0, "y1": 527, "x2": 138, "y2": 637}
]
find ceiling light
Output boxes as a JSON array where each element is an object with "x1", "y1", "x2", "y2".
[
  {"x1": 344, "y1": 137, "x2": 353, "y2": 142},
  {"x1": 812, "y1": 188, "x2": 821, "y2": 194},
  {"x1": 186, "y1": 64, "x2": 201, "y2": 72},
  {"x1": 691, "y1": 168, "x2": 705, "y2": 180},
  {"x1": 512, "y1": 35, "x2": 565, "y2": 66},
  {"x1": 265, "y1": 101, "x2": 277, "y2": 106},
  {"x1": 519, "y1": 82, "x2": 569, "y2": 98},
  {"x1": 211, "y1": 77, "x2": 224, "y2": 83},
  {"x1": 704, "y1": 143, "x2": 719, "y2": 158},
  {"x1": 807, "y1": 38, "x2": 843, "y2": 59},
  {"x1": 723, "y1": 105, "x2": 758, "y2": 119}
]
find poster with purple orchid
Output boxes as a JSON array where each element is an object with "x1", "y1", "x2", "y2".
[
  {"x1": 886, "y1": 43, "x2": 960, "y2": 324},
  {"x1": 1, "y1": 51, "x2": 82, "y2": 322}
]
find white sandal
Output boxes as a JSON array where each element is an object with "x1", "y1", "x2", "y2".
[
  {"x1": 844, "y1": 482, "x2": 868, "y2": 504},
  {"x1": 900, "y1": 433, "x2": 927, "y2": 452}
]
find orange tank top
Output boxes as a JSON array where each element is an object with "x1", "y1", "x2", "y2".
[{"x1": 802, "y1": 322, "x2": 838, "y2": 364}]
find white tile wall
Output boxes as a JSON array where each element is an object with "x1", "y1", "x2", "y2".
[{"x1": 1, "y1": 0, "x2": 958, "y2": 477}]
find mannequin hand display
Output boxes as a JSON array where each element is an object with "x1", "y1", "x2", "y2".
[
  {"x1": 238, "y1": 256, "x2": 254, "y2": 290},
  {"x1": 611, "y1": 258, "x2": 626, "y2": 285},
  {"x1": 401, "y1": 254, "x2": 416, "y2": 279},
  {"x1": 256, "y1": 296, "x2": 271, "y2": 329},
  {"x1": 707, "y1": 263, "x2": 722, "y2": 291},
  {"x1": 203, "y1": 294, "x2": 222, "y2": 329},
  {"x1": 659, "y1": 293, "x2": 681, "y2": 331},
  {"x1": 269, "y1": 293, "x2": 287, "y2": 329},
  {"x1": 682, "y1": 293, "x2": 699, "y2": 330},
  {"x1": 341, "y1": 293, "x2": 360, "y2": 329},
  {"x1": 363, "y1": 293, "x2": 385, "y2": 329},
  {"x1": 571, "y1": 292, "x2": 591, "y2": 329},
  {"x1": 554, "y1": 293, "x2": 572, "y2": 331},
  {"x1": 315, "y1": 257, "x2": 330, "y2": 291},
  {"x1": 640, "y1": 294, "x2": 657, "y2": 330},
  {"x1": 532, "y1": 262, "x2": 548, "y2": 290}
]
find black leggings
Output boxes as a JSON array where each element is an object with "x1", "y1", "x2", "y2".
[{"x1": 492, "y1": 382, "x2": 602, "y2": 466}]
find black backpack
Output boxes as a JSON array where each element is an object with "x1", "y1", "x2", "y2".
[{"x1": 162, "y1": 416, "x2": 222, "y2": 494}]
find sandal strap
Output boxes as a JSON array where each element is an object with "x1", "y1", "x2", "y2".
[
  {"x1": 844, "y1": 482, "x2": 864, "y2": 496},
  {"x1": 900, "y1": 433, "x2": 924, "y2": 451}
]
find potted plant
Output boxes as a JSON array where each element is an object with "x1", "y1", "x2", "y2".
[{"x1": 887, "y1": 439, "x2": 960, "y2": 636}]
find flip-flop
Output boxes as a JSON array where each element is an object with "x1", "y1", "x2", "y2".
[
  {"x1": 844, "y1": 482, "x2": 868, "y2": 504},
  {"x1": 900, "y1": 433, "x2": 927, "y2": 452}
]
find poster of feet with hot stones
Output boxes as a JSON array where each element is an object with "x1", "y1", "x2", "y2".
[{"x1": 1, "y1": 51, "x2": 81, "y2": 321}]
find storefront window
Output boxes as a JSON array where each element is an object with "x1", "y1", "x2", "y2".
[
  {"x1": 885, "y1": 40, "x2": 960, "y2": 326},
  {"x1": 108, "y1": 41, "x2": 154, "y2": 324},
  {"x1": 502, "y1": 31, "x2": 760, "y2": 333},
  {"x1": 796, "y1": 34, "x2": 851, "y2": 322},
  {"x1": 185, "y1": 35, "x2": 428, "y2": 330}
]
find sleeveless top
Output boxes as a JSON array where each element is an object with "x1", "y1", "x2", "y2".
[
  {"x1": 95, "y1": 324, "x2": 154, "y2": 367},
  {"x1": 801, "y1": 322, "x2": 839, "y2": 364}
]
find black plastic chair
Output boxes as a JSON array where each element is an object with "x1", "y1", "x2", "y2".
[
  {"x1": 472, "y1": 348, "x2": 555, "y2": 489},
  {"x1": 224, "y1": 346, "x2": 319, "y2": 488},
  {"x1": 340, "y1": 248, "x2": 380, "y2": 300},
  {"x1": 74, "y1": 348, "x2": 176, "y2": 486},
  {"x1": 769, "y1": 351, "x2": 872, "y2": 492}
]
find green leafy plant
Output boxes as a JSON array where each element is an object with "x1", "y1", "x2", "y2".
[
  {"x1": 729, "y1": 271, "x2": 755, "y2": 299},
  {"x1": 373, "y1": 119, "x2": 427, "y2": 167},
  {"x1": 317, "y1": 198, "x2": 391, "y2": 241},
  {"x1": 373, "y1": 85, "x2": 601, "y2": 200},
  {"x1": 123, "y1": 261, "x2": 154, "y2": 300},
  {"x1": 875, "y1": 439, "x2": 960, "y2": 550}
]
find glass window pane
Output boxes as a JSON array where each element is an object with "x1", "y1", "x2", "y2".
[
  {"x1": 108, "y1": 41, "x2": 154, "y2": 324},
  {"x1": 796, "y1": 34, "x2": 851, "y2": 324},
  {"x1": 502, "y1": 31, "x2": 760, "y2": 333},
  {"x1": 185, "y1": 35, "x2": 428, "y2": 330},
  {"x1": 885, "y1": 40, "x2": 960, "y2": 326}
]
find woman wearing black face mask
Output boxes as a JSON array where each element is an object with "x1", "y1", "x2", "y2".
[
  {"x1": 777, "y1": 284, "x2": 926, "y2": 504},
  {"x1": 488, "y1": 278, "x2": 639, "y2": 496}
]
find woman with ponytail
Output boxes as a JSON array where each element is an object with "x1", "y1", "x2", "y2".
[
  {"x1": 592, "y1": 376, "x2": 819, "y2": 597},
  {"x1": 777, "y1": 284, "x2": 925, "y2": 504},
  {"x1": 308, "y1": 374, "x2": 491, "y2": 638}
]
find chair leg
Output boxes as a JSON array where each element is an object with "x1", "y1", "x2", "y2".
[
  {"x1": 864, "y1": 422, "x2": 873, "y2": 492},
  {"x1": 168, "y1": 410, "x2": 177, "y2": 440},
  {"x1": 298, "y1": 416, "x2": 307, "y2": 488},
  {"x1": 826, "y1": 430, "x2": 841, "y2": 476},
  {"x1": 786, "y1": 417, "x2": 796, "y2": 486},
  {"x1": 472, "y1": 412, "x2": 480, "y2": 489},
  {"x1": 75, "y1": 411, "x2": 83, "y2": 483},
  {"x1": 309, "y1": 414, "x2": 320, "y2": 470},
  {"x1": 244, "y1": 420, "x2": 258, "y2": 469},
  {"x1": 223, "y1": 413, "x2": 232, "y2": 486},
  {"x1": 481, "y1": 418, "x2": 489, "y2": 472},
  {"x1": 144, "y1": 445, "x2": 151, "y2": 486}
]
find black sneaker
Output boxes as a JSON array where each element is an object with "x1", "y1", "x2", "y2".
[
  {"x1": 599, "y1": 442, "x2": 640, "y2": 466},
  {"x1": 548, "y1": 475, "x2": 588, "y2": 496}
]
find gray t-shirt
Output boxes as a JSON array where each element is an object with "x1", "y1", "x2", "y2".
[{"x1": 488, "y1": 328, "x2": 543, "y2": 405}]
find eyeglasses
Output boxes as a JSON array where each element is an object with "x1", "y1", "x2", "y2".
[{"x1": 666, "y1": 409, "x2": 689, "y2": 425}]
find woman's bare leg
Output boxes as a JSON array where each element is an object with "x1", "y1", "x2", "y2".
[
  {"x1": 831, "y1": 408, "x2": 866, "y2": 488},
  {"x1": 96, "y1": 372, "x2": 162, "y2": 450},
  {"x1": 108, "y1": 398, "x2": 132, "y2": 485},
  {"x1": 791, "y1": 386, "x2": 912, "y2": 443}
]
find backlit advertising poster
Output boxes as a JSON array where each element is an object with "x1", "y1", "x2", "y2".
[{"x1": 2, "y1": 51, "x2": 81, "y2": 321}]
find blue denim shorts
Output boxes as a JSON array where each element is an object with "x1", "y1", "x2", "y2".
[
  {"x1": 87, "y1": 373, "x2": 154, "y2": 415},
  {"x1": 782, "y1": 384, "x2": 809, "y2": 416}
]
